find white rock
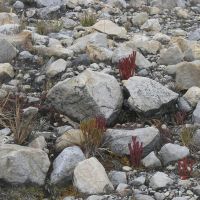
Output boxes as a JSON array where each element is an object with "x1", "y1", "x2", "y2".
[
  {"x1": 73, "y1": 157, "x2": 114, "y2": 194},
  {"x1": 183, "y1": 86, "x2": 200, "y2": 107},
  {"x1": 51, "y1": 146, "x2": 85, "y2": 184},
  {"x1": 193, "y1": 101, "x2": 200, "y2": 124},
  {"x1": 0, "y1": 144, "x2": 50, "y2": 185},
  {"x1": 141, "y1": 19, "x2": 161, "y2": 32},
  {"x1": 149, "y1": 172, "x2": 173, "y2": 189},
  {"x1": 159, "y1": 143, "x2": 190, "y2": 165},
  {"x1": 142, "y1": 152, "x2": 162, "y2": 168},
  {"x1": 0, "y1": 63, "x2": 14, "y2": 82},
  {"x1": 108, "y1": 171, "x2": 127, "y2": 187}
]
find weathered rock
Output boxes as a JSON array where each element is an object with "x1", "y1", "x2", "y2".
[
  {"x1": 0, "y1": 144, "x2": 50, "y2": 185},
  {"x1": 0, "y1": 63, "x2": 14, "y2": 83},
  {"x1": 105, "y1": 127, "x2": 160, "y2": 156},
  {"x1": 123, "y1": 76, "x2": 178, "y2": 115},
  {"x1": 131, "y1": 12, "x2": 148, "y2": 26},
  {"x1": 176, "y1": 61, "x2": 200, "y2": 89},
  {"x1": 158, "y1": 45, "x2": 183, "y2": 65},
  {"x1": 159, "y1": 143, "x2": 190, "y2": 165},
  {"x1": 188, "y1": 28, "x2": 200, "y2": 41},
  {"x1": 192, "y1": 185, "x2": 200, "y2": 196},
  {"x1": 135, "y1": 194, "x2": 155, "y2": 200},
  {"x1": 150, "y1": 0, "x2": 186, "y2": 8},
  {"x1": 33, "y1": 45, "x2": 73, "y2": 58},
  {"x1": 55, "y1": 129, "x2": 83, "y2": 152},
  {"x1": 193, "y1": 101, "x2": 200, "y2": 124},
  {"x1": 0, "y1": 39, "x2": 18, "y2": 63},
  {"x1": 130, "y1": 0, "x2": 147, "y2": 7},
  {"x1": 28, "y1": 136, "x2": 47, "y2": 151},
  {"x1": 0, "y1": 12, "x2": 19, "y2": 25},
  {"x1": 46, "y1": 59, "x2": 67, "y2": 78},
  {"x1": 70, "y1": 32, "x2": 107, "y2": 53},
  {"x1": 141, "y1": 19, "x2": 161, "y2": 32},
  {"x1": 108, "y1": 171, "x2": 127, "y2": 187},
  {"x1": 191, "y1": 129, "x2": 200, "y2": 147},
  {"x1": 92, "y1": 20, "x2": 127, "y2": 39},
  {"x1": 73, "y1": 157, "x2": 114, "y2": 194},
  {"x1": 35, "y1": 0, "x2": 62, "y2": 7},
  {"x1": 149, "y1": 172, "x2": 173, "y2": 189},
  {"x1": 51, "y1": 146, "x2": 85, "y2": 185},
  {"x1": 153, "y1": 33, "x2": 171, "y2": 44},
  {"x1": 108, "y1": 0, "x2": 127, "y2": 9},
  {"x1": 142, "y1": 152, "x2": 162, "y2": 168},
  {"x1": 86, "y1": 43, "x2": 113, "y2": 62},
  {"x1": 47, "y1": 69, "x2": 123, "y2": 125},
  {"x1": 183, "y1": 86, "x2": 200, "y2": 107},
  {"x1": 131, "y1": 176, "x2": 145, "y2": 186}
]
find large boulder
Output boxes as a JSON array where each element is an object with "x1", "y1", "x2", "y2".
[
  {"x1": 159, "y1": 143, "x2": 190, "y2": 165},
  {"x1": 176, "y1": 61, "x2": 200, "y2": 90},
  {"x1": 92, "y1": 20, "x2": 127, "y2": 39},
  {"x1": 123, "y1": 76, "x2": 178, "y2": 115},
  {"x1": 51, "y1": 146, "x2": 85, "y2": 185},
  {"x1": 105, "y1": 127, "x2": 160, "y2": 156},
  {"x1": 0, "y1": 39, "x2": 18, "y2": 63},
  {"x1": 47, "y1": 69, "x2": 123, "y2": 124},
  {"x1": 73, "y1": 157, "x2": 114, "y2": 194},
  {"x1": 0, "y1": 144, "x2": 50, "y2": 185}
]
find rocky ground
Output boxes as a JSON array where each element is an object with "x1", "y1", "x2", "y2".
[{"x1": 0, "y1": 0, "x2": 200, "y2": 199}]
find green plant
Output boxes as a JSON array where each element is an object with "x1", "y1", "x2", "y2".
[
  {"x1": 0, "y1": 94, "x2": 38, "y2": 145},
  {"x1": 180, "y1": 127, "x2": 195, "y2": 147},
  {"x1": 36, "y1": 20, "x2": 63, "y2": 35},
  {"x1": 80, "y1": 116, "x2": 106, "y2": 158},
  {"x1": 80, "y1": 12, "x2": 96, "y2": 27}
]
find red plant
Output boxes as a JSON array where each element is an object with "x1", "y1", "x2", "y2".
[
  {"x1": 128, "y1": 136, "x2": 143, "y2": 167},
  {"x1": 118, "y1": 51, "x2": 137, "y2": 80},
  {"x1": 178, "y1": 157, "x2": 195, "y2": 180},
  {"x1": 95, "y1": 116, "x2": 107, "y2": 132},
  {"x1": 174, "y1": 111, "x2": 187, "y2": 125}
]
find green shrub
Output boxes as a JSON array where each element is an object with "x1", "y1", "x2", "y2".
[{"x1": 80, "y1": 12, "x2": 96, "y2": 27}]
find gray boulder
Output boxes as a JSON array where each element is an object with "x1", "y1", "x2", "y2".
[
  {"x1": 0, "y1": 39, "x2": 17, "y2": 63},
  {"x1": 47, "y1": 69, "x2": 123, "y2": 124},
  {"x1": 159, "y1": 143, "x2": 190, "y2": 165},
  {"x1": 142, "y1": 152, "x2": 162, "y2": 168},
  {"x1": 108, "y1": 171, "x2": 127, "y2": 187},
  {"x1": 193, "y1": 101, "x2": 200, "y2": 124},
  {"x1": 105, "y1": 127, "x2": 160, "y2": 156},
  {"x1": 149, "y1": 172, "x2": 173, "y2": 189},
  {"x1": 123, "y1": 76, "x2": 178, "y2": 115},
  {"x1": 0, "y1": 144, "x2": 50, "y2": 185},
  {"x1": 51, "y1": 146, "x2": 85, "y2": 185},
  {"x1": 150, "y1": 0, "x2": 186, "y2": 8},
  {"x1": 73, "y1": 157, "x2": 114, "y2": 194}
]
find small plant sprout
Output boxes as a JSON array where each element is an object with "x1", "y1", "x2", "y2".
[
  {"x1": 128, "y1": 136, "x2": 143, "y2": 168},
  {"x1": 174, "y1": 111, "x2": 187, "y2": 125},
  {"x1": 178, "y1": 157, "x2": 195, "y2": 180},
  {"x1": 80, "y1": 12, "x2": 96, "y2": 27},
  {"x1": 118, "y1": 51, "x2": 137, "y2": 80}
]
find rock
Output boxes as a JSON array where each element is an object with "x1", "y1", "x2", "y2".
[
  {"x1": 116, "y1": 183, "x2": 129, "y2": 195},
  {"x1": 178, "y1": 97, "x2": 193, "y2": 112},
  {"x1": 47, "y1": 69, "x2": 123, "y2": 125},
  {"x1": 150, "y1": 0, "x2": 186, "y2": 8},
  {"x1": 137, "y1": 40, "x2": 161, "y2": 55},
  {"x1": 13, "y1": 1, "x2": 25, "y2": 9},
  {"x1": 73, "y1": 157, "x2": 114, "y2": 194},
  {"x1": 175, "y1": 7, "x2": 189, "y2": 19},
  {"x1": 158, "y1": 45, "x2": 183, "y2": 65},
  {"x1": 135, "y1": 194, "x2": 155, "y2": 200},
  {"x1": 86, "y1": 43, "x2": 113, "y2": 62},
  {"x1": 190, "y1": 0, "x2": 200, "y2": 5},
  {"x1": 51, "y1": 146, "x2": 85, "y2": 185},
  {"x1": 92, "y1": 20, "x2": 127, "y2": 39},
  {"x1": 148, "y1": 7, "x2": 161, "y2": 15},
  {"x1": 108, "y1": 171, "x2": 127, "y2": 187},
  {"x1": 46, "y1": 59, "x2": 67, "y2": 78},
  {"x1": 0, "y1": 39, "x2": 18, "y2": 63},
  {"x1": 130, "y1": 0, "x2": 147, "y2": 7},
  {"x1": 28, "y1": 136, "x2": 47, "y2": 151},
  {"x1": 176, "y1": 61, "x2": 200, "y2": 89},
  {"x1": 141, "y1": 19, "x2": 161, "y2": 32},
  {"x1": 142, "y1": 152, "x2": 162, "y2": 168},
  {"x1": 55, "y1": 129, "x2": 83, "y2": 152},
  {"x1": 112, "y1": 45, "x2": 151, "y2": 68},
  {"x1": 149, "y1": 172, "x2": 173, "y2": 189},
  {"x1": 193, "y1": 101, "x2": 200, "y2": 123},
  {"x1": 131, "y1": 12, "x2": 148, "y2": 26},
  {"x1": 105, "y1": 127, "x2": 160, "y2": 156},
  {"x1": 153, "y1": 33, "x2": 171, "y2": 44},
  {"x1": 70, "y1": 32, "x2": 107, "y2": 53},
  {"x1": 33, "y1": 45, "x2": 73, "y2": 58},
  {"x1": 108, "y1": 0, "x2": 127, "y2": 9},
  {"x1": 123, "y1": 76, "x2": 178, "y2": 115},
  {"x1": 154, "y1": 192, "x2": 165, "y2": 200},
  {"x1": 0, "y1": 12, "x2": 19, "y2": 25},
  {"x1": 0, "y1": 144, "x2": 50, "y2": 185},
  {"x1": 159, "y1": 143, "x2": 190, "y2": 165},
  {"x1": 131, "y1": 176, "x2": 145, "y2": 186},
  {"x1": 188, "y1": 28, "x2": 200, "y2": 41},
  {"x1": 0, "y1": 63, "x2": 14, "y2": 83},
  {"x1": 183, "y1": 86, "x2": 200, "y2": 107},
  {"x1": 192, "y1": 129, "x2": 200, "y2": 147},
  {"x1": 36, "y1": 0, "x2": 62, "y2": 7},
  {"x1": 0, "y1": 89, "x2": 8, "y2": 99},
  {"x1": 192, "y1": 185, "x2": 200, "y2": 196}
]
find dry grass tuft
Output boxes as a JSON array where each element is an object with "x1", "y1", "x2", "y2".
[
  {"x1": 80, "y1": 12, "x2": 96, "y2": 27},
  {"x1": 0, "y1": 94, "x2": 38, "y2": 145}
]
